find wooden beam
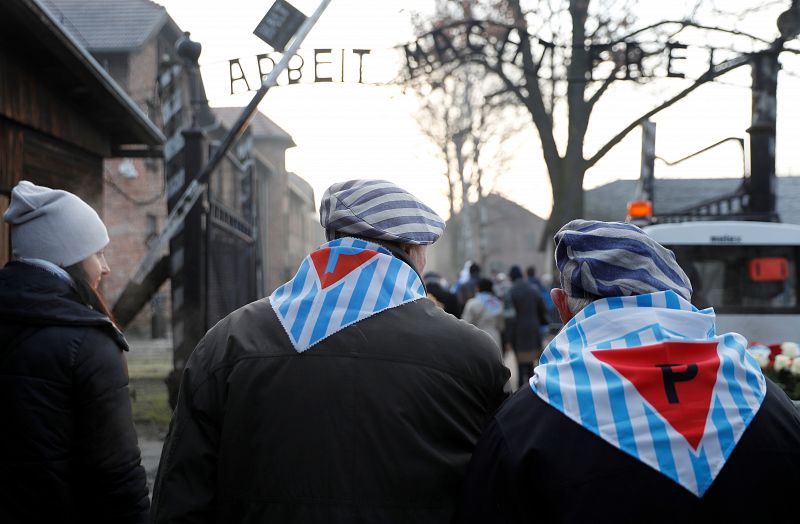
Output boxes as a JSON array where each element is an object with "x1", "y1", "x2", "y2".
[{"x1": 112, "y1": 254, "x2": 170, "y2": 329}]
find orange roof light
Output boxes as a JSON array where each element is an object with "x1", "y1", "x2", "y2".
[{"x1": 627, "y1": 200, "x2": 653, "y2": 219}]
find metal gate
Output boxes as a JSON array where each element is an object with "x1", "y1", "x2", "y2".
[{"x1": 206, "y1": 195, "x2": 257, "y2": 327}]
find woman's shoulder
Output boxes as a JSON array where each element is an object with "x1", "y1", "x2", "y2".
[{"x1": 1, "y1": 323, "x2": 117, "y2": 387}]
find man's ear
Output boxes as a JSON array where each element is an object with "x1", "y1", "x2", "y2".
[
  {"x1": 551, "y1": 288, "x2": 575, "y2": 324},
  {"x1": 400, "y1": 243, "x2": 426, "y2": 273}
]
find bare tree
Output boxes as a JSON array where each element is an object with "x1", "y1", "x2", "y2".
[
  {"x1": 405, "y1": 0, "x2": 793, "y2": 244},
  {"x1": 412, "y1": 60, "x2": 525, "y2": 267}
]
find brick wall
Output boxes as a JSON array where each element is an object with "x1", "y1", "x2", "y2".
[
  {"x1": 100, "y1": 39, "x2": 170, "y2": 338},
  {"x1": 102, "y1": 158, "x2": 169, "y2": 337}
]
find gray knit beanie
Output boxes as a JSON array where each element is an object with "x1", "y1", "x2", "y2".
[{"x1": 3, "y1": 181, "x2": 109, "y2": 267}]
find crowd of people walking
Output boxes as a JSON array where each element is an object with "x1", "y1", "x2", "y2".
[
  {"x1": 2, "y1": 178, "x2": 800, "y2": 524},
  {"x1": 426, "y1": 262, "x2": 555, "y2": 390}
]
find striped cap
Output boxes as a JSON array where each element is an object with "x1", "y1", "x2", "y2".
[
  {"x1": 554, "y1": 219, "x2": 692, "y2": 301},
  {"x1": 319, "y1": 179, "x2": 445, "y2": 245}
]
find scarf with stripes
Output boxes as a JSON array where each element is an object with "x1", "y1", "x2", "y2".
[
  {"x1": 269, "y1": 237, "x2": 426, "y2": 353},
  {"x1": 531, "y1": 290, "x2": 766, "y2": 497}
]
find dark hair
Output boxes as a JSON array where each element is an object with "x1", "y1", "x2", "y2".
[
  {"x1": 526, "y1": 266, "x2": 536, "y2": 278},
  {"x1": 509, "y1": 265, "x2": 523, "y2": 281},
  {"x1": 423, "y1": 271, "x2": 443, "y2": 287},
  {"x1": 64, "y1": 262, "x2": 117, "y2": 327},
  {"x1": 469, "y1": 263, "x2": 481, "y2": 276},
  {"x1": 477, "y1": 277, "x2": 494, "y2": 294}
]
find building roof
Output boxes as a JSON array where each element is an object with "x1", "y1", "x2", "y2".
[
  {"x1": 436, "y1": 192, "x2": 548, "y2": 277},
  {"x1": 1, "y1": 0, "x2": 164, "y2": 153},
  {"x1": 483, "y1": 192, "x2": 546, "y2": 221},
  {"x1": 287, "y1": 172, "x2": 314, "y2": 204},
  {"x1": 212, "y1": 107, "x2": 295, "y2": 146},
  {"x1": 585, "y1": 176, "x2": 800, "y2": 224},
  {"x1": 43, "y1": 0, "x2": 168, "y2": 52}
]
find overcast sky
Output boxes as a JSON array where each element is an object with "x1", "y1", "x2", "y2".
[{"x1": 156, "y1": 0, "x2": 800, "y2": 219}]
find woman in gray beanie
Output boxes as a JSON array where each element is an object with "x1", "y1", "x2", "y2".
[{"x1": 0, "y1": 181, "x2": 149, "y2": 523}]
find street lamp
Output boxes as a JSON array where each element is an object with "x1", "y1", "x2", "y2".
[
  {"x1": 777, "y1": 0, "x2": 800, "y2": 41},
  {"x1": 175, "y1": 32, "x2": 206, "y2": 127}
]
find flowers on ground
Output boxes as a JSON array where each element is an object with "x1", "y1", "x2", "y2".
[
  {"x1": 748, "y1": 345, "x2": 771, "y2": 368},
  {"x1": 748, "y1": 341, "x2": 800, "y2": 400},
  {"x1": 781, "y1": 342, "x2": 800, "y2": 358}
]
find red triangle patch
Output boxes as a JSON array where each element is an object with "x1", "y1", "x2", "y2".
[
  {"x1": 592, "y1": 342, "x2": 721, "y2": 450},
  {"x1": 309, "y1": 248, "x2": 378, "y2": 289}
]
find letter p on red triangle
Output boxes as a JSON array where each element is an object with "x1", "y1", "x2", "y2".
[
  {"x1": 592, "y1": 342, "x2": 721, "y2": 450},
  {"x1": 310, "y1": 247, "x2": 378, "y2": 289}
]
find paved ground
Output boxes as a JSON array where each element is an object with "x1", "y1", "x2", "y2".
[
  {"x1": 140, "y1": 438, "x2": 164, "y2": 492},
  {"x1": 127, "y1": 337, "x2": 172, "y2": 491}
]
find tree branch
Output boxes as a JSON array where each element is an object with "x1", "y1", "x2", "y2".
[
  {"x1": 505, "y1": 0, "x2": 563, "y2": 174},
  {"x1": 566, "y1": 0, "x2": 591, "y2": 158},
  {"x1": 585, "y1": 52, "x2": 754, "y2": 169},
  {"x1": 711, "y1": 0, "x2": 787, "y2": 20},
  {"x1": 607, "y1": 19, "x2": 772, "y2": 46},
  {"x1": 586, "y1": 62, "x2": 621, "y2": 110},
  {"x1": 484, "y1": 59, "x2": 563, "y2": 175}
]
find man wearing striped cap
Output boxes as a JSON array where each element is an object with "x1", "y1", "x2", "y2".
[
  {"x1": 152, "y1": 179, "x2": 509, "y2": 523},
  {"x1": 456, "y1": 219, "x2": 800, "y2": 523}
]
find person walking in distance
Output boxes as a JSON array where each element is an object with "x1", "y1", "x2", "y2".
[
  {"x1": 424, "y1": 271, "x2": 460, "y2": 317},
  {"x1": 508, "y1": 265, "x2": 548, "y2": 388},
  {"x1": 455, "y1": 220, "x2": 800, "y2": 524},
  {"x1": 0, "y1": 181, "x2": 149, "y2": 523},
  {"x1": 461, "y1": 277, "x2": 505, "y2": 352},
  {"x1": 151, "y1": 179, "x2": 509, "y2": 523},
  {"x1": 456, "y1": 262, "x2": 481, "y2": 314}
]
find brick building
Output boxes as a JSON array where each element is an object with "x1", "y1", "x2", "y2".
[
  {"x1": 46, "y1": 0, "x2": 321, "y2": 336},
  {"x1": 44, "y1": 0, "x2": 181, "y2": 335},
  {"x1": 1, "y1": 0, "x2": 163, "y2": 264}
]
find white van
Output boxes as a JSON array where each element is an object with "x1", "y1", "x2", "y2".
[{"x1": 644, "y1": 221, "x2": 800, "y2": 344}]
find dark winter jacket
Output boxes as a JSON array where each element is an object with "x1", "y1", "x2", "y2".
[
  {"x1": 0, "y1": 261, "x2": 149, "y2": 524},
  {"x1": 455, "y1": 382, "x2": 800, "y2": 524},
  {"x1": 151, "y1": 255, "x2": 509, "y2": 523},
  {"x1": 508, "y1": 279, "x2": 547, "y2": 355}
]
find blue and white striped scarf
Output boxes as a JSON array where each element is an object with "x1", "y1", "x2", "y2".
[
  {"x1": 532, "y1": 290, "x2": 767, "y2": 497},
  {"x1": 269, "y1": 237, "x2": 426, "y2": 353}
]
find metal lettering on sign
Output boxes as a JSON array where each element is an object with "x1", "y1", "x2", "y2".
[{"x1": 253, "y1": 0, "x2": 307, "y2": 52}]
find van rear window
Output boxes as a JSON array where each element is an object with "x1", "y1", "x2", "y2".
[{"x1": 668, "y1": 245, "x2": 800, "y2": 314}]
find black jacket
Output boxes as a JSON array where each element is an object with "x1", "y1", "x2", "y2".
[
  {"x1": 508, "y1": 280, "x2": 547, "y2": 354},
  {"x1": 0, "y1": 261, "x2": 149, "y2": 524},
  {"x1": 455, "y1": 382, "x2": 800, "y2": 524},
  {"x1": 151, "y1": 281, "x2": 509, "y2": 523}
]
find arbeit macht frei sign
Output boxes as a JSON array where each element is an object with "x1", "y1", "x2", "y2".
[{"x1": 222, "y1": 20, "x2": 738, "y2": 96}]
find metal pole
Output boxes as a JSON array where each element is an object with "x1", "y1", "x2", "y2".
[
  {"x1": 639, "y1": 120, "x2": 656, "y2": 209},
  {"x1": 132, "y1": 0, "x2": 333, "y2": 283},
  {"x1": 194, "y1": 0, "x2": 333, "y2": 188},
  {"x1": 747, "y1": 50, "x2": 780, "y2": 218}
]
